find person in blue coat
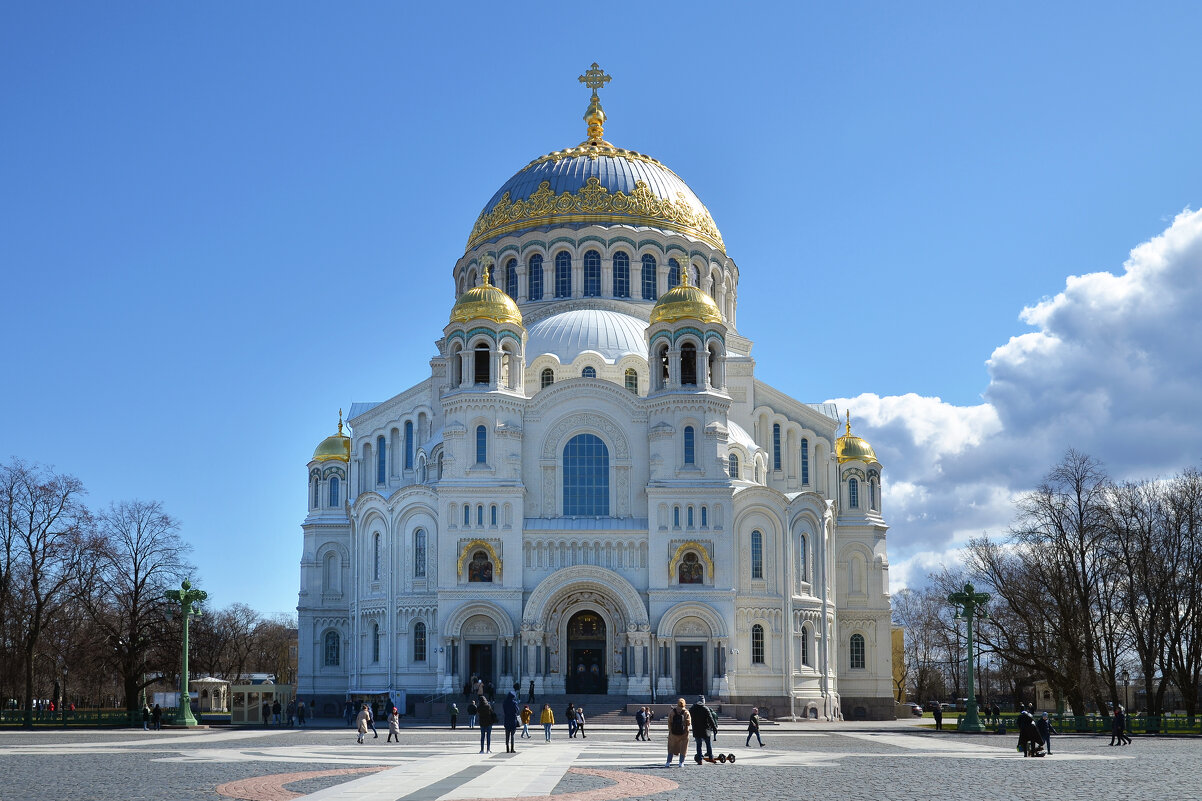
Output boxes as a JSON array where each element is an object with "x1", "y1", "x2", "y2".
[
  {"x1": 503, "y1": 682, "x2": 521, "y2": 753},
  {"x1": 1036, "y1": 712, "x2": 1057, "y2": 755}
]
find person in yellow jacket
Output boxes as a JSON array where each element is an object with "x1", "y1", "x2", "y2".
[
  {"x1": 539, "y1": 703, "x2": 555, "y2": 741},
  {"x1": 520, "y1": 705, "x2": 533, "y2": 738}
]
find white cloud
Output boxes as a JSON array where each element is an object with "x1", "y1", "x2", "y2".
[{"x1": 828, "y1": 208, "x2": 1202, "y2": 592}]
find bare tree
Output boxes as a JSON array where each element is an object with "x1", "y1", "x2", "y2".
[{"x1": 1165, "y1": 468, "x2": 1202, "y2": 717}]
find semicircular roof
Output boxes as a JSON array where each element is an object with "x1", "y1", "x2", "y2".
[
  {"x1": 526, "y1": 309, "x2": 647, "y2": 364},
  {"x1": 466, "y1": 141, "x2": 724, "y2": 254}
]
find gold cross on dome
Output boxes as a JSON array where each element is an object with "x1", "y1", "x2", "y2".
[{"x1": 578, "y1": 62, "x2": 611, "y2": 94}]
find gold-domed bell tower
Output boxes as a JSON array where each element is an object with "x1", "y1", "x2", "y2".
[
  {"x1": 836, "y1": 412, "x2": 883, "y2": 518},
  {"x1": 307, "y1": 410, "x2": 350, "y2": 515},
  {"x1": 443, "y1": 256, "x2": 527, "y2": 394},
  {"x1": 646, "y1": 264, "x2": 728, "y2": 394}
]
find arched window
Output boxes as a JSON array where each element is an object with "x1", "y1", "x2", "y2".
[
  {"x1": 870, "y1": 480, "x2": 877, "y2": 510},
  {"x1": 673, "y1": 506, "x2": 680, "y2": 527},
  {"x1": 554, "y1": 251, "x2": 571, "y2": 297},
  {"x1": 324, "y1": 631, "x2": 340, "y2": 666},
  {"x1": 413, "y1": 621, "x2": 427, "y2": 661},
  {"x1": 850, "y1": 633, "x2": 865, "y2": 669},
  {"x1": 541, "y1": 368, "x2": 554, "y2": 389},
  {"x1": 772, "y1": 424, "x2": 781, "y2": 471},
  {"x1": 477, "y1": 504, "x2": 484, "y2": 526},
  {"x1": 624, "y1": 368, "x2": 638, "y2": 393},
  {"x1": 372, "y1": 533, "x2": 381, "y2": 581},
  {"x1": 405, "y1": 421, "x2": 414, "y2": 470},
  {"x1": 678, "y1": 551, "x2": 704, "y2": 583},
  {"x1": 680, "y1": 342, "x2": 697, "y2": 386},
  {"x1": 312, "y1": 477, "x2": 319, "y2": 509},
  {"x1": 683, "y1": 425, "x2": 695, "y2": 464},
  {"x1": 751, "y1": 530, "x2": 764, "y2": 579},
  {"x1": 463, "y1": 505, "x2": 470, "y2": 526},
  {"x1": 562, "y1": 433, "x2": 609, "y2": 515},
  {"x1": 505, "y1": 257, "x2": 517, "y2": 299},
  {"x1": 849, "y1": 478, "x2": 859, "y2": 508},
  {"x1": 528, "y1": 254, "x2": 543, "y2": 300},
  {"x1": 613, "y1": 251, "x2": 630, "y2": 297},
  {"x1": 323, "y1": 552, "x2": 338, "y2": 593},
  {"x1": 467, "y1": 550, "x2": 493, "y2": 582},
  {"x1": 686, "y1": 506, "x2": 694, "y2": 527},
  {"x1": 751, "y1": 624, "x2": 765, "y2": 664},
  {"x1": 583, "y1": 250, "x2": 601, "y2": 297},
  {"x1": 414, "y1": 529, "x2": 426, "y2": 577},
  {"x1": 701, "y1": 506, "x2": 708, "y2": 527},
  {"x1": 377, "y1": 435, "x2": 387, "y2": 484},
  {"x1": 667, "y1": 258, "x2": 681, "y2": 289},
  {"x1": 372, "y1": 622, "x2": 380, "y2": 663},
  {"x1": 436, "y1": 452, "x2": 444, "y2": 480},
  {"x1": 581, "y1": 366, "x2": 596, "y2": 378},
  {"x1": 476, "y1": 425, "x2": 487, "y2": 464},
  {"x1": 800, "y1": 438, "x2": 809, "y2": 485},
  {"x1": 474, "y1": 343, "x2": 490, "y2": 385},
  {"x1": 328, "y1": 476, "x2": 340, "y2": 507},
  {"x1": 798, "y1": 535, "x2": 807, "y2": 582},
  {"x1": 490, "y1": 504, "x2": 497, "y2": 526},
  {"x1": 728, "y1": 453, "x2": 739, "y2": 479},
  {"x1": 641, "y1": 254, "x2": 657, "y2": 299},
  {"x1": 801, "y1": 628, "x2": 810, "y2": 666}
]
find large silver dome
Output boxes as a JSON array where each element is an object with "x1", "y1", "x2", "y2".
[{"x1": 525, "y1": 309, "x2": 646, "y2": 364}]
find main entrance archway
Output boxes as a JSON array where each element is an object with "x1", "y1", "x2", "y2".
[{"x1": 566, "y1": 611, "x2": 607, "y2": 694}]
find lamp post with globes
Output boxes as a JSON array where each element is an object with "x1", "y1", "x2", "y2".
[
  {"x1": 948, "y1": 582, "x2": 990, "y2": 733},
  {"x1": 1121, "y1": 669, "x2": 1130, "y2": 713},
  {"x1": 165, "y1": 579, "x2": 207, "y2": 727}
]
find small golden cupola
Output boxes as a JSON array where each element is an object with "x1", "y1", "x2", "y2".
[
  {"x1": 649, "y1": 266, "x2": 723, "y2": 325},
  {"x1": 450, "y1": 259, "x2": 523, "y2": 326},
  {"x1": 836, "y1": 411, "x2": 878, "y2": 464},
  {"x1": 312, "y1": 410, "x2": 351, "y2": 462}
]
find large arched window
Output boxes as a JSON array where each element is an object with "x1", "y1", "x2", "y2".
[
  {"x1": 405, "y1": 421, "x2": 414, "y2": 471},
  {"x1": 414, "y1": 529, "x2": 426, "y2": 577},
  {"x1": 800, "y1": 438, "x2": 809, "y2": 485},
  {"x1": 504, "y1": 257, "x2": 517, "y2": 299},
  {"x1": 581, "y1": 366, "x2": 596, "y2": 378},
  {"x1": 372, "y1": 622, "x2": 380, "y2": 663},
  {"x1": 751, "y1": 624, "x2": 765, "y2": 664},
  {"x1": 372, "y1": 533, "x2": 381, "y2": 580},
  {"x1": 751, "y1": 530, "x2": 764, "y2": 579},
  {"x1": 562, "y1": 433, "x2": 609, "y2": 516},
  {"x1": 849, "y1": 478, "x2": 859, "y2": 508},
  {"x1": 540, "y1": 368, "x2": 554, "y2": 388},
  {"x1": 641, "y1": 254, "x2": 657, "y2": 299},
  {"x1": 667, "y1": 258, "x2": 681, "y2": 289},
  {"x1": 554, "y1": 251, "x2": 572, "y2": 297},
  {"x1": 476, "y1": 425, "x2": 487, "y2": 465},
  {"x1": 528, "y1": 254, "x2": 543, "y2": 300},
  {"x1": 613, "y1": 251, "x2": 630, "y2": 297},
  {"x1": 850, "y1": 633, "x2": 865, "y2": 669},
  {"x1": 328, "y1": 476, "x2": 340, "y2": 507},
  {"x1": 624, "y1": 368, "x2": 638, "y2": 393},
  {"x1": 728, "y1": 453, "x2": 739, "y2": 479},
  {"x1": 324, "y1": 631, "x2": 340, "y2": 666},
  {"x1": 376, "y1": 435, "x2": 387, "y2": 484},
  {"x1": 772, "y1": 424, "x2": 781, "y2": 471},
  {"x1": 583, "y1": 250, "x2": 601, "y2": 297},
  {"x1": 413, "y1": 621, "x2": 427, "y2": 661},
  {"x1": 680, "y1": 342, "x2": 697, "y2": 385},
  {"x1": 683, "y1": 426, "x2": 695, "y2": 465}
]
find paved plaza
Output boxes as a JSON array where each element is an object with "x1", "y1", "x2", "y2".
[{"x1": 0, "y1": 720, "x2": 1193, "y2": 801}]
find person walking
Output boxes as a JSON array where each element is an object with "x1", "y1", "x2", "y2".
[
  {"x1": 262, "y1": 699, "x2": 272, "y2": 728},
  {"x1": 746, "y1": 707, "x2": 764, "y2": 747},
  {"x1": 386, "y1": 707, "x2": 401, "y2": 742},
  {"x1": 142, "y1": 703, "x2": 151, "y2": 731},
  {"x1": 520, "y1": 705, "x2": 532, "y2": 738},
  {"x1": 449, "y1": 703, "x2": 459, "y2": 729},
  {"x1": 645, "y1": 707, "x2": 655, "y2": 739},
  {"x1": 565, "y1": 702, "x2": 577, "y2": 738},
  {"x1": 272, "y1": 699, "x2": 282, "y2": 726},
  {"x1": 690, "y1": 696, "x2": 717, "y2": 762},
  {"x1": 467, "y1": 699, "x2": 478, "y2": 729},
  {"x1": 367, "y1": 703, "x2": 379, "y2": 738},
  {"x1": 355, "y1": 704, "x2": 370, "y2": 744},
  {"x1": 665, "y1": 699, "x2": 691, "y2": 768},
  {"x1": 540, "y1": 703, "x2": 554, "y2": 741},
  {"x1": 503, "y1": 683, "x2": 520, "y2": 753},
  {"x1": 1036, "y1": 712, "x2": 1056, "y2": 755},
  {"x1": 297, "y1": 700, "x2": 307, "y2": 727},
  {"x1": 152, "y1": 703, "x2": 162, "y2": 730},
  {"x1": 932, "y1": 703, "x2": 943, "y2": 731},
  {"x1": 575, "y1": 707, "x2": 587, "y2": 739},
  {"x1": 527, "y1": 680, "x2": 535, "y2": 705},
  {"x1": 635, "y1": 706, "x2": 648, "y2": 741},
  {"x1": 1114, "y1": 706, "x2": 1132, "y2": 746},
  {"x1": 477, "y1": 698, "x2": 494, "y2": 753}
]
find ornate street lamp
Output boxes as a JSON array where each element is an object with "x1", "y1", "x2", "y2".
[
  {"x1": 165, "y1": 579, "x2": 208, "y2": 727},
  {"x1": 1120, "y1": 669, "x2": 1130, "y2": 711},
  {"x1": 948, "y1": 582, "x2": 990, "y2": 733}
]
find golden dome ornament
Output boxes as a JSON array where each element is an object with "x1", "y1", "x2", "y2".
[
  {"x1": 449, "y1": 257, "x2": 523, "y2": 326},
  {"x1": 836, "y1": 411, "x2": 878, "y2": 464},
  {"x1": 649, "y1": 263, "x2": 723, "y2": 325},
  {"x1": 313, "y1": 409, "x2": 351, "y2": 462}
]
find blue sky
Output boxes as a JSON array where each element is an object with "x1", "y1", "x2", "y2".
[{"x1": 3, "y1": 2, "x2": 1201, "y2": 615}]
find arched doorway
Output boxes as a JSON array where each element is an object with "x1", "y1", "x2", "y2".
[{"x1": 566, "y1": 611, "x2": 607, "y2": 694}]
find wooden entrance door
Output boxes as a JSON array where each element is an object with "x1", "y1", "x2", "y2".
[{"x1": 678, "y1": 645, "x2": 705, "y2": 695}]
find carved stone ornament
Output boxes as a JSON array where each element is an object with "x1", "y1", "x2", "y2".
[{"x1": 542, "y1": 412, "x2": 630, "y2": 459}]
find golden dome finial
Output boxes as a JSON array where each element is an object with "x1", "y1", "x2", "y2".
[
  {"x1": 845, "y1": 410, "x2": 852, "y2": 437},
  {"x1": 314, "y1": 410, "x2": 351, "y2": 463},
  {"x1": 836, "y1": 410, "x2": 878, "y2": 464},
  {"x1": 578, "y1": 62, "x2": 611, "y2": 143},
  {"x1": 337, "y1": 408, "x2": 344, "y2": 436},
  {"x1": 480, "y1": 256, "x2": 492, "y2": 287}
]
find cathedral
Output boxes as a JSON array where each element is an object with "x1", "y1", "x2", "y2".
[{"x1": 297, "y1": 66, "x2": 894, "y2": 720}]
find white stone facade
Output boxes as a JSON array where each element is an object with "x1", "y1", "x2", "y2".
[{"x1": 297, "y1": 130, "x2": 894, "y2": 721}]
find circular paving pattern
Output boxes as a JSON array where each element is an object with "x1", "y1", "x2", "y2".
[{"x1": 215, "y1": 766, "x2": 388, "y2": 800}]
